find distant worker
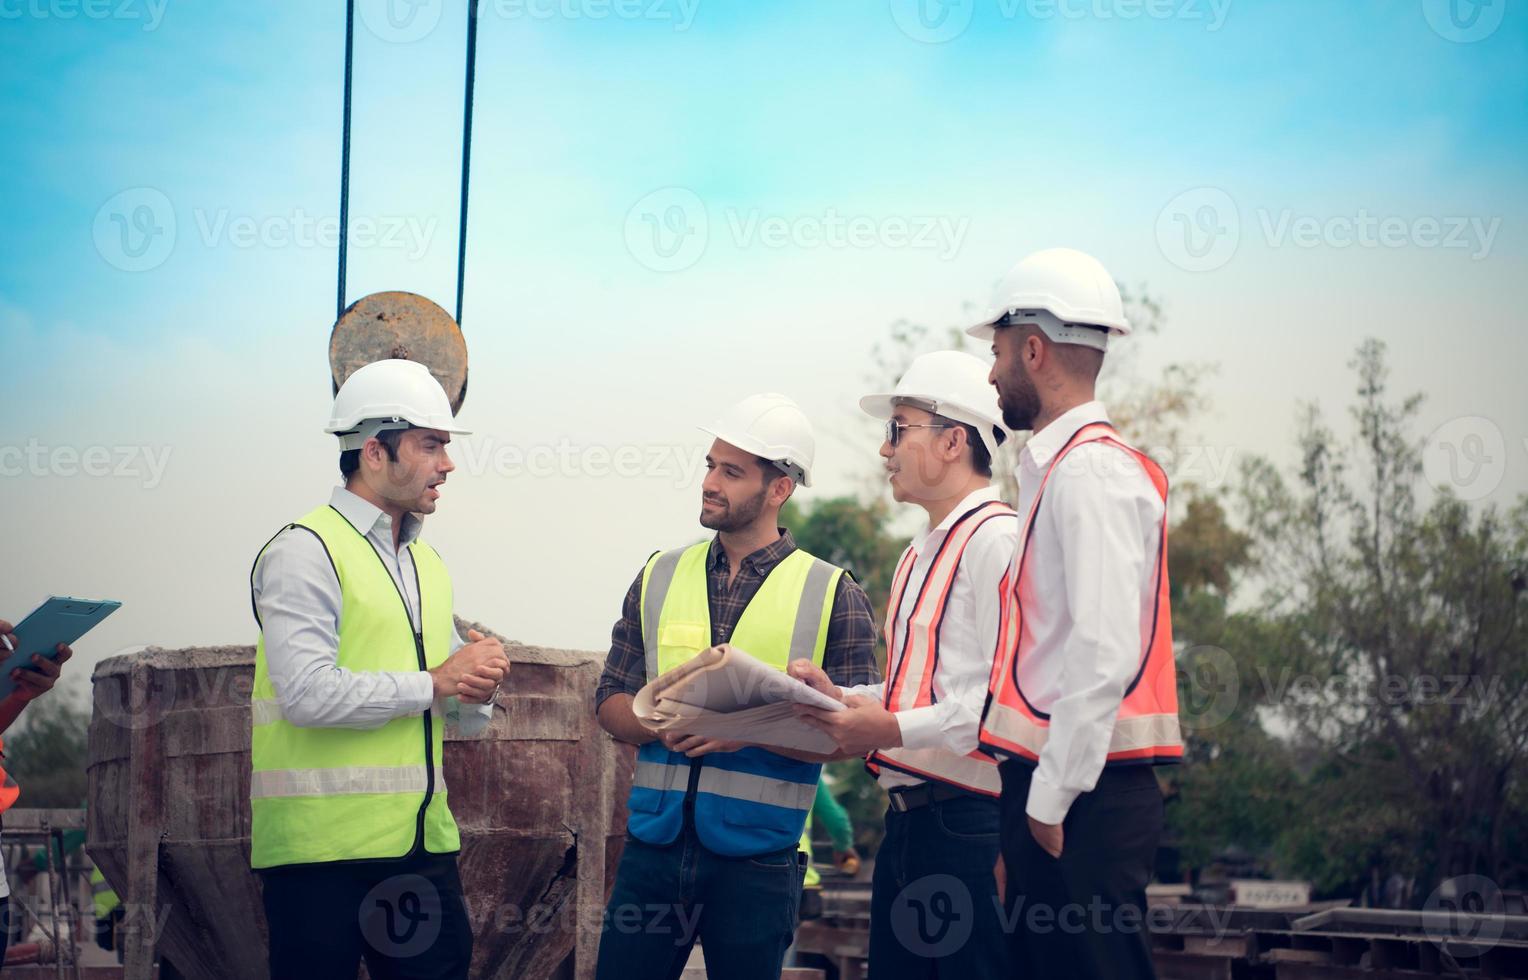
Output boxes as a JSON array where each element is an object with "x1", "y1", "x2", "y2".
[
  {"x1": 248, "y1": 358, "x2": 511, "y2": 979},
  {"x1": 593, "y1": 394, "x2": 879, "y2": 980},
  {"x1": 795, "y1": 350, "x2": 1015, "y2": 979},
  {"x1": 799, "y1": 779, "x2": 860, "y2": 920},
  {"x1": 974, "y1": 248, "x2": 1182, "y2": 979},
  {"x1": 0, "y1": 617, "x2": 72, "y2": 966}
]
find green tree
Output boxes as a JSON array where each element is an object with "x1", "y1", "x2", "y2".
[
  {"x1": 1237, "y1": 340, "x2": 1528, "y2": 895},
  {"x1": 5, "y1": 696, "x2": 90, "y2": 808}
]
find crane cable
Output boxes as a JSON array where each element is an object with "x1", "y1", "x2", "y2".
[{"x1": 336, "y1": 0, "x2": 482, "y2": 327}]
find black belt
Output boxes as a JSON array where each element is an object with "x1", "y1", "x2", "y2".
[{"x1": 886, "y1": 780, "x2": 976, "y2": 813}]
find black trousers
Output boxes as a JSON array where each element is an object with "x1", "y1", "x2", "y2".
[
  {"x1": 260, "y1": 850, "x2": 473, "y2": 980},
  {"x1": 869, "y1": 794, "x2": 1010, "y2": 979},
  {"x1": 998, "y1": 762, "x2": 1163, "y2": 980}
]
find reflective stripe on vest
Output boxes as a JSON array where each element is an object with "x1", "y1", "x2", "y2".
[
  {"x1": 866, "y1": 500, "x2": 1014, "y2": 797},
  {"x1": 627, "y1": 541, "x2": 843, "y2": 857},
  {"x1": 979, "y1": 423, "x2": 1184, "y2": 766},
  {"x1": 0, "y1": 737, "x2": 18, "y2": 814},
  {"x1": 249, "y1": 504, "x2": 461, "y2": 869}
]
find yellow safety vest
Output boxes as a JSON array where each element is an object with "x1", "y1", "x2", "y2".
[
  {"x1": 91, "y1": 867, "x2": 120, "y2": 919},
  {"x1": 627, "y1": 541, "x2": 843, "y2": 856},
  {"x1": 249, "y1": 504, "x2": 459, "y2": 869}
]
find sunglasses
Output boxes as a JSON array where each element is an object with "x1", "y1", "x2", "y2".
[{"x1": 885, "y1": 418, "x2": 954, "y2": 448}]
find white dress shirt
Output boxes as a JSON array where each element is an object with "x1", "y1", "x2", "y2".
[
  {"x1": 845, "y1": 485, "x2": 1018, "y2": 790},
  {"x1": 1012, "y1": 401, "x2": 1164, "y2": 825},
  {"x1": 251, "y1": 487, "x2": 492, "y2": 736}
]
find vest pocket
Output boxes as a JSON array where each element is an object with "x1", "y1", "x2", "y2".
[{"x1": 657, "y1": 622, "x2": 709, "y2": 658}]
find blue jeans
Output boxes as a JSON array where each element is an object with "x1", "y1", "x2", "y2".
[
  {"x1": 595, "y1": 823, "x2": 804, "y2": 980},
  {"x1": 869, "y1": 793, "x2": 1011, "y2": 979}
]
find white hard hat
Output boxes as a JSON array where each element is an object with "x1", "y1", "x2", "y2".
[
  {"x1": 325, "y1": 359, "x2": 470, "y2": 451},
  {"x1": 860, "y1": 350, "x2": 1008, "y2": 459},
  {"x1": 967, "y1": 247, "x2": 1129, "y2": 351},
  {"x1": 699, "y1": 393, "x2": 816, "y2": 488}
]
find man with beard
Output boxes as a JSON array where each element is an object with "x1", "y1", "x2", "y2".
[
  {"x1": 593, "y1": 393, "x2": 878, "y2": 980},
  {"x1": 971, "y1": 249, "x2": 1183, "y2": 979},
  {"x1": 249, "y1": 358, "x2": 510, "y2": 978},
  {"x1": 791, "y1": 350, "x2": 1016, "y2": 979}
]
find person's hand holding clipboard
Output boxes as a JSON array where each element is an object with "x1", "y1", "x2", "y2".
[{"x1": 0, "y1": 596, "x2": 120, "y2": 704}]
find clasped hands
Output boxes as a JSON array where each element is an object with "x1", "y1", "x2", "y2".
[{"x1": 429, "y1": 629, "x2": 509, "y2": 704}]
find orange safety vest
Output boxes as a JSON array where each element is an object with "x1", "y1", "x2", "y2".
[
  {"x1": 979, "y1": 423, "x2": 1183, "y2": 767},
  {"x1": 0, "y1": 737, "x2": 19, "y2": 813},
  {"x1": 867, "y1": 499, "x2": 1016, "y2": 796}
]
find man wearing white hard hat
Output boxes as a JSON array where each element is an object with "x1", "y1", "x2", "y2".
[
  {"x1": 971, "y1": 249, "x2": 1183, "y2": 979},
  {"x1": 248, "y1": 358, "x2": 512, "y2": 978},
  {"x1": 791, "y1": 350, "x2": 1015, "y2": 978},
  {"x1": 593, "y1": 393, "x2": 879, "y2": 980}
]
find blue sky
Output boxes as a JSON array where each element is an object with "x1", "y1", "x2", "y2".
[{"x1": 3, "y1": 0, "x2": 1525, "y2": 677}]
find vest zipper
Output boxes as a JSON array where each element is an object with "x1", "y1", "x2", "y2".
[
  {"x1": 412, "y1": 626, "x2": 437, "y2": 850},
  {"x1": 325, "y1": 507, "x2": 438, "y2": 860},
  {"x1": 411, "y1": 562, "x2": 435, "y2": 857}
]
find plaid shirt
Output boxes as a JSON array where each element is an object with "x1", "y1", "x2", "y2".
[{"x1": 594, "y1": 529, "x2": 880, "y2": 709}]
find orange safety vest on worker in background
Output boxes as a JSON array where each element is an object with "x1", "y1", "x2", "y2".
[
  {"x1": 867, "y1": 500, "x2": 1015, "y2": 796},
  {"x1": 979, "y1": 423, "x2": 1183, "y2": 767},
  {"x1": 0, "y1": 737, "x2": 20, "y2": 812}
]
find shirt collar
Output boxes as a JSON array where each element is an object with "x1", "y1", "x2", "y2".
[
  {"x1": 913, "y1": 485, "x2": 1002, "y2": 552},
  {"x1": 329, "y1": 486, "x2": 424, "y2": 549},
  {"x1": 706, "y1": 527, "x2": 798, "y2": 575},
  {"x1": 1018, "y1": 400, "x2": 1111, "y2": 472}
]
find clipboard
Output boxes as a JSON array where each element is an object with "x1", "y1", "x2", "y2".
[{"x1": 1, "y1": 596, "x2": 120, "y2": 702}]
